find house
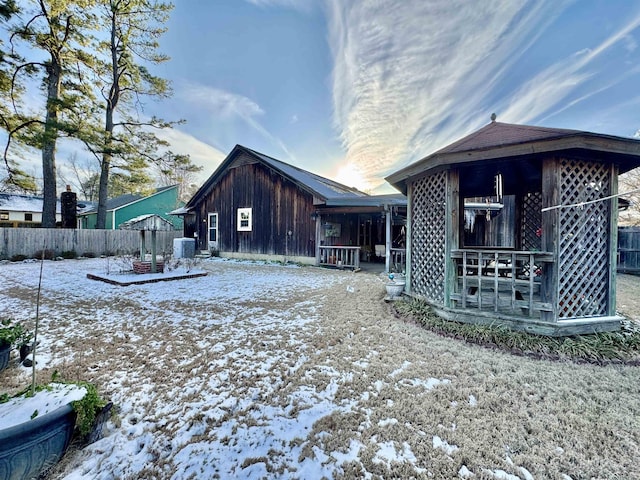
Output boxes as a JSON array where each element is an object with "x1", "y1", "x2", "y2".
[
  {"x1": 0, "y1": 193, "x2": 62, "y2": 227},
  {"x1": 78, "y1": 185, "x2": 182, "y2": 230},
  {"x1": 386, "y1": 120, "x2": 640, "y2": 336},
  {"x1": 175, "y1": 145, "x2": 407, "y2": 270}
]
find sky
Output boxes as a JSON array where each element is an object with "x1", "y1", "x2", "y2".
[{"x1": 9, "y1": 0, "x2": 640, "y2": 194}]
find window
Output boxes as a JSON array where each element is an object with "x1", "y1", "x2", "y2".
[
  {"x1": 208, "y1": 213, "x2": 218, "y2": 242},
  {"x1": 237, "y1": 208, "x2": 252, "y2": 231},
  {"x1": 0, "y1": 211, "x2": 8, "y2": 221},
  {"x1": 24, "y1": 213, "x2": 33, "y2": 222}
]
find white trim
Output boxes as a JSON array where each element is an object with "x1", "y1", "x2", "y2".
[{"x1": 237, "y1": 207, "x2": 252, "y2": 231}]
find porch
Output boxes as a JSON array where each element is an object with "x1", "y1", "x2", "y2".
[{"x1": 313, "y1": 195, "x2": 407, "y2": 273}]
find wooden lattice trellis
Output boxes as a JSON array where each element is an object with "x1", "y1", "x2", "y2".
[
  {"x1": 558, "y1": 159, "x2": 610, "y2": 318},
  {"x1": 410, "y1": 172, "x2": 446, "y2": 303},
  {"x1": 521, "y1": 191, "x2": 542, "y2": 251}
]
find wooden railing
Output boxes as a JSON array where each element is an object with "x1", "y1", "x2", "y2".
[
  {"x1": 390, "y1": 248, "x2": 406, "y2": 273},
  {"x1": 450, "y1": 249, "x2": 554, "y2": 317},
  {"x1": 319, "y1": 246, "x2": 360, "y2": 269}
]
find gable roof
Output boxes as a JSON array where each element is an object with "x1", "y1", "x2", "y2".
[
  {"x1": 81, "y1": 185, "x2": 178, "y2": 215},
  {"x1": 0, "y1": 193, "x2": 57, "y2": 213},
  {"x1": 387, "y1": 121, "x2": 640, "y2": 194},
  {"x1": 186, "y1": 145, "x2": 372, "y2": 209},
  {"x1": 0, "y1": 192, "x2": 94, "y2": 215}
]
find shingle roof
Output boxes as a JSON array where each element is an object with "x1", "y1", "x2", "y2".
[
  {"x1": 386, "y1": 121, "x2": 640, "y2": 193},
  {"x1": 0, "y1": 193, "x2": 54, "y2": 213},
  {"x1": 82, "y1": 185, "x2": 177, "y2": 214},
  {"x1": 434, "y1": 121, "x2": 582, "y2": 154}
]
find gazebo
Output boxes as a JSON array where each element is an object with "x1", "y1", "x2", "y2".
[{"x1": 386, "y1": 121, "x2": 640, "y2": 336}]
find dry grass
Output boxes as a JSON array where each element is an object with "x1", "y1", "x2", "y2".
[{"x1": 1, "y1": 261, "x2": 639, "y2": 479}]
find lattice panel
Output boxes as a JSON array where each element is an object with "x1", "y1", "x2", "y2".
[
  {"x1": 557, "y1": 159, "x2": 610, "y2": 318},
  {"x1": 521, "y1": 191, "x2": 542, "y2": 251},
  {"x1": 410, "y1": 172, "x2": 446, "y2": 303}
]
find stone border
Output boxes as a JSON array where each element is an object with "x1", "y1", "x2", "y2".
[{"x1": 86, "y1": 271, "x2": 207, "y2": 286}]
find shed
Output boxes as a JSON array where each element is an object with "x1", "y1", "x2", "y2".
[{"x1": 386, "y1": 121, "x2": 640, "y2": 336}]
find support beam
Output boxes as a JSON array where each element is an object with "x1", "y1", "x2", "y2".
[{"x1": 385, "y1": 207, "x2": 391, "y2": 273}]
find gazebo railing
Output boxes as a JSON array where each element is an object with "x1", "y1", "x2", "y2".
[
  {"x1": 319, "y1": 246, "x2": 361, "y2": 269},
  {"x1": 450, "y1": 249, "x2": 554, "y2": 317}
]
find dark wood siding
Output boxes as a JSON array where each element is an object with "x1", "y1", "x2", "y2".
[{"x1": 193, "y1": 156, "x2": 316, "y2": 257}]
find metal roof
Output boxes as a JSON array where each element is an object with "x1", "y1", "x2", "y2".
[
  {"x1": 187, "y1": 145, "x2": 405, "y2": 209},
  {"x1": 242, "y1": 146, "x2": 368, "y2": 201}
]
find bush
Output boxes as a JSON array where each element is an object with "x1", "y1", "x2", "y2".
[
  {"x1": 61, "y1": 250, "x2": 77, "y2": 259},
  {"x1": 33, "y1": 249, "x2": 55, "y2": 260},
  {"x1": 82, "y1": 252, "x2": 96, "y2": 258},
  {"x1": 10, "y1": 254, "x2": 28, "y2": 262}
]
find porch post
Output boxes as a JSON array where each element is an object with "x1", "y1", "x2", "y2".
[
  {"x1": 151, "y1": 229, "x2": 157, "y2": 273},
  {"x1": 315, "y1": 214, "x2": 321, "y2": 266},
  {"x1": 608, "y1": 164, "x2": 619, "y2": 316},
  {"x1": 139, "y1": 230, "x2": 145, "y2": 260},
  {"x1": 405, "y1": 184, "x2": 412, "y2": 293},
  {"x1": 444, "y1": 170, "x2": 460, "y2": 308},
  {"x1": 385, "y1": 206, "x2": 391, "y2": 273}
]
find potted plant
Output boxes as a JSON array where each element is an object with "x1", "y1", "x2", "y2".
[
  {"x1": 0, "y1": 253, "x2": 110, "y2": 479},
  {"x1": 0, "y1": 319, "x2": 28, "y2": 372},
  {"x1": 385, "y1": 273, "x2": 406, "y2": 299}
]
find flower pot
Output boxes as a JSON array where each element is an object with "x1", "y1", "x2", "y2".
[
  {"x1": 0, "y1": 403, "x2": 77, "y2": 480},
  {"x1": 0, "y1": 342, "x2": 9, "y2": 372},
  {"x1": 385, "y1": 281, "x2": 406, "y2": 297}
]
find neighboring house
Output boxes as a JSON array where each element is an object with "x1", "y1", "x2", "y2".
[
  {"x1": 0, "y1": 193, "x2": 61, "y2": 227},
  {"x1": 0, "y1": 192, "x2": 93, "y2": 228},
  {"x1": 174, "y1": 145, "x2": 407, "y2": 270},
  {"x1": 386, "y1": 120, "x2": 640, "y2": 336},
  {"x1": 78, "y1": 185, "x2": 182, "y2": 230}
]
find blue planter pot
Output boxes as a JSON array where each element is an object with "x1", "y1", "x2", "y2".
[
  {"x1": 0, "y1": 403, "x2": 77, "y2": 480},
  {"x1": 0, "y1": 343, "x2": 9, "y2": 372}
]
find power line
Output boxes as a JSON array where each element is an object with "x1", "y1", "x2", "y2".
[{"x1": 541, "y1": 188, "x2": 640, "y2": 212}]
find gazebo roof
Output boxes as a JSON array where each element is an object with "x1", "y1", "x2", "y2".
[{"x1": 387, "y1": 122, "x2": 640, "y2": 194}]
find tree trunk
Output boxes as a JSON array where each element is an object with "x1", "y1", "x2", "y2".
[
  {"x1": 41, "y1": 59, "x2": 62, "y2": 229},
  {"x1": 96, "y1": 7, "x2": 120, "y2": 230}
]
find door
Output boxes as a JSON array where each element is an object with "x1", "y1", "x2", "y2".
[{"x1": 208, "y1": 213, "x2": 219, "y2": 250}]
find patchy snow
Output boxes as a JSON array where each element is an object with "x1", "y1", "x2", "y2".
[
  {"x1": 433, "y1": 435, "x2": 459, "y2": 455},
  {"x1": 0, "y1": 256, "x2": 635, "y2": 479},
  {"x1": 0, "y1": 383, "x2": 86, "y2": 428}
]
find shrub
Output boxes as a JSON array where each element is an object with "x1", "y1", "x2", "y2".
[
  {"x1": 0, "y1": 319, "x2": 30, "y2": 348},
  {"x1": 395, "y1": 298, "x2": 640, "y2": 364},
  {"x1": 10, "y1": 254, "x2": 28, "y2": 262},
  {"x1": 33, "y1": 249, "x2": 55, "y2": 260},
  {"x1": 82, "y1": 252, "x2": 96, "y2": 258},
  {"x1": 61, "y1": 250, "x2": 77, "y2": 259}
]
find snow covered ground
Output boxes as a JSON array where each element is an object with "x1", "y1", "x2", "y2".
[{"x1": 0, "y1": 257, "x2": 638, "y2": 479}]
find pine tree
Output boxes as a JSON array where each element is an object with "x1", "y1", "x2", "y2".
[
  {"x1": 91, "y1": 0, "x2": 176, "y2": 229},
  {"x1": 5, "y1": 0, "x2": 97, "y2": 226}
]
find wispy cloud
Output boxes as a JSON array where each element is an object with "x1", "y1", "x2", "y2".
[
  {"x1": 244, "y1": 0, "x2": 316, "y2": 13},
  {"x1": 501, "y1": 13, "x2": 640, "y2": 124},
  {"x1": 326, "y1": 0, "x2": 640, "y2": 188},
  {"x1": 154, "y1": 128, "x2": 226, "y2": 181},
  {"x1": 179, "y1": 83, "x2": 295, "y2": 161}
]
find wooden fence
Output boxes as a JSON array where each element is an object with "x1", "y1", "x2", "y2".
[
  {"x1": 618, "y1": 226, "x2": 640, "y2": 274},
  {"x1": 0, "y1": 228, "x2": 181, "y2": 260}
]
